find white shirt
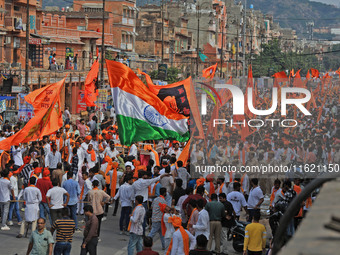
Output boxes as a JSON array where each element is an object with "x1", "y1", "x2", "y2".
[
  {"x1": 164, "y1": 213, "x2": 175, "y2": 239},
  {"x1": 10, "y1": 176, "x2": 19, "y2": 197},
  {"x1": 45, "y1": 151, "x2": 62, "y2": 168},
  {"x1": 128, "y1": 144, "x2": 138, "y2": 159},
  {"x1": 129, "y1": 204, "x2": 145, "y2": 236},
  {"x1": 23, "y1": 186, "x2": 42, "y2": 222},
  {"x1": 12, "y1": 146, "x2": 24, "y2": 166},
  {"x1": 114, "y1": 183, "x2": 135, "y2": 207},
  {"x1": 168, "y1": 148, "x2": 182, "y2": 159},
  {"x1": 132, "y1": 176, "x2": 161, "y2": 202},
  {"x1": 216, "y1": 182, "x2": 229, "y2": 196},
  {"x1": 193, "y1": 209, "x2": 210, "y2": 239},
  {"x1": 177, "y1": 167, "x2": 190, "y2": 189},
  {"x1": 103, "y1": 147, "x2": 120, "y2": 160},
  {"x1": 247, "y1": 186, "x2": 264, "y2": 209},
  {"x1": 83, "y1": 179, "x2": 93, "y2": 197},
  {"x1": 170, "y1": 228, "x2": 196, "y2": 255},
  {"x1": 0, "y1": 178, "x2": 13, "y2": 202},
  {"x1": 44, "y1": 143, "x2": 51, "y2": 157},
  {"x1": 227, "y1": 191, "x2": 247, "y2": 216},
  {"x1": 46, "y1": 186, "x2": 68, "y2": 209}
]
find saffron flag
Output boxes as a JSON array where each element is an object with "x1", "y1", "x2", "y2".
[
  {"x1": 106, "y1": 60, "x2": 189, "y2": 145},
  {"x1": 306, "y1": 70, "x2": 311, "y2": 80},
  {"x1": 137, "y1": 68, "x2": 155, "y2": 87},
  {"x1": 311, "y1": 68, "x2": 320, "y2": 78},
  {"x1": 272, "y1": 71, "x2": 288, "y2": 88},
  {"x1": 147, "y1": 77, "x2": 204, "y2": 139},
  {"x1": 0, "y1": 79, "x2": 65, "y2": 150},
  {"x1": 176, "y1": 138, "x2": 191, "y2": 167},
  {"x1": 24, "y1": 78, "x2": 65, "y2": 138},
  {"x1": 84, "y1": 59, "x2": 99, "y2": 107},
  {"x1": 336, "y1": 68, "x2": 340, "y2": 78},
  {"x1": 202, "y1": 63, "x2": 217, "y2": 81}
]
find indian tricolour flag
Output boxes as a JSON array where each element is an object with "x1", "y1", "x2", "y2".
[{"x1": 106, "y1": 60, "x2": 190, "y2": 146}]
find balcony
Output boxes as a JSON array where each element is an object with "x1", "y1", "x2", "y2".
[{"x1": 41, "y1": 26, "x2": 114, "y2": 45}]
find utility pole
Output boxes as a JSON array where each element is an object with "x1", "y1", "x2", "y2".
[
  {"x1": 196, "y1": 4, "x2": 200, "y2": 76},
  {"x1": 161, "y1": 0, "x2": 164, "y2": 63},
  {"x1": 242, "y1": 0, "x2": 247, "y2": 80},
  {"x1": 100, "y1": 0, "x2": 105, "y2": 87},
  {"x1": 236, "y1": 24, "x2": 239, "y2": 77},
  {"x1": 220, "y1": 19, "x2": 224, "y2": 78},
  {"x1": 25, "y1": 0, "x2": 30, "y2": 91}
]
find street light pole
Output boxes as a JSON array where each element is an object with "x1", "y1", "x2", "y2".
[
  {"x1": 25, "y1": 0, "x2": 30, "y2": 91},
  {"x1": 100, "y1": 0, "x2": 105, "y2": 87},
  {"x1": 242, "y1": 0, "x2": 247, "y2": 79},
  {"x1": 196, "y1": 5, "x2": 200, "y2": 77},
  {"x1": 220, "y1": 19, "x2": 224, "y2": 78},
  {"x1": 161, "y1": 0, "x2": 164, "y2": 63}
]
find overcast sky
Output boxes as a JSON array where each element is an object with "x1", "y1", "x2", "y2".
[{"x1": 310, "y1": 0, "x2": 340, "y2": 7}]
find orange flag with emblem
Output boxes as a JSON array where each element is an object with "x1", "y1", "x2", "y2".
[
  {"x1": 137, "y1": 68, "x2": 155, "y2": 87},
  {"x1": 202, "y1": 63, "x2": 217, "y2": 81},
  {"x1": 84, "y1": 59, "x2": 99, "y2": 107},
  {"x1": 0, "y1": 78, "x2": 65, "y2": 150}
]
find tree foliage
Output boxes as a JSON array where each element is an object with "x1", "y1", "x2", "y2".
[{"x1": 251, "y1": 39, "x2": 321, "y2": 77}]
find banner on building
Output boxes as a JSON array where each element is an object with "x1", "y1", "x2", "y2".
[
  {"x1": 18, "y1": 93, "x2": 34, "y2": 121},
  {"x1": 77, "y1": 90, "x2": 87, "y2": 114}
]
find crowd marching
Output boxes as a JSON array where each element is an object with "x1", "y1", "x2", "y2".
[{"x1": 0, "y1": 65, "x2": 339, "y2": 255}]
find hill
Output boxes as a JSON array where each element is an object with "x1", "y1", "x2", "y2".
[
  {"x1": 42, "y1": 0, "x2": 71, "y2": 9},
  {"x1": 250, "y1": 0, "x2": 340, "y2": 36}
]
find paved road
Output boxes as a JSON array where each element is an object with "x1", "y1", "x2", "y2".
[{"x1": 0, "y1": 204, "x2": 240, "y2": 255}]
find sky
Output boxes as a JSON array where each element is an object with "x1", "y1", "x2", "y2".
[{"x1": 310, "y1": 0, "x2": 340, "y2": 7}]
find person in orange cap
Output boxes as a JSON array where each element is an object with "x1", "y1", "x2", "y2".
[{"x1": 166, "y1": 215, "x2": 196, "y2": 255}]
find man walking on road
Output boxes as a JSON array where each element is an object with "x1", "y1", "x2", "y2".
[
  {"x1": 81, "y1": 205, "x2": 99, "y2": 255},
  {"x1": 243, "y1": 211, "x2": 266, "y2": 255},
  {"x1": 17, "y1": 177, "x2": 42, "y2": 238},
  {"x1": 46, "y1": 179, "x2": 70, "y2": 224},
  {"x1": 26, "y1": 217, "x2": 54, "y2": 255},
  {"x1": 51, "y1": 208, "x2": 76, "y2": 255},
  {"x1": 205, "y1": 193, "x2": 225, "y2": 254},
  {"x1": 128, "y1": 195, "x2": 146, "y2": 255},
  {"x1": 62, "y1": 171, "x2": 81, "y2": 230}
]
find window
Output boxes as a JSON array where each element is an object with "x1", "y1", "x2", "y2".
[{"x1": 14, "y1": 6, "x2": 20, "y2": 11}]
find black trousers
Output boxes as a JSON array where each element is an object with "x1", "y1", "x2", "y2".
[
  {"x1": 247, "y1": 250, "x2": 262, "y2": 255},
  {"x1": 80, "y1": 237, "x2": 98, "y2": 255},
  {"x1": 96, "y1": 214, "x2": 104, "y2": 237}
]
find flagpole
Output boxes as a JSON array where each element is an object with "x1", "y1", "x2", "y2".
[{"x1": 100, "y1": 0, "x2": 105, "y2": 88}]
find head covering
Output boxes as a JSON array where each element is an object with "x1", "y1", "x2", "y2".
[
  {"x1": 206, "y1": 173, "x2": 214, "y2": 182},
  {"x1": 65, "y1": 124, "x2": 70, "y2": 128},
  {"x1": 24, "y1": 156, "x2": 31, "y2": 164},
  {"x1": 168, "y1": 215, "x2": 182, "y2": 228},
  {"x1": 34, "y1": 167, "x2": 43, "y2": 176},
  {"x1": 85, "y1": 135, "x2": 92, "y2": 141},
  {"x1": 196, "y1": 177, "x2": 205, "y2": 187},
  {"x1": 43, "y1": 169, "x2": 50, "y2": 177}
]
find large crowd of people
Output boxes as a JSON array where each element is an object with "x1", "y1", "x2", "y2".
[{"x1": 0, "y1": 76, "x2": 339, "y2": 255}]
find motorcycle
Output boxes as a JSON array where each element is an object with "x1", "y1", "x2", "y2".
[{"x1": 227, "y1": 220, "x2": 249, "y2": 253}]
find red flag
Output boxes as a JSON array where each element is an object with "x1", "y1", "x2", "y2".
[
  {"x1": 272, "y1": 71, "x2": 288, "y2": 88},
  {"x1": 335, "y1": 68, "x2": 340, "y2": 78},
  {"x1": 84, "y1": 59, "x2": 99, "y2": 107},
  {"x1": 311, "y1": 68, "x2": 320, "y2": 78},
  {"x1": 0, "y1": 79, "x2": 65, "y2": 150},
  {"x1": 202, "y1": 63, "x2": 217, "y2": 81}
]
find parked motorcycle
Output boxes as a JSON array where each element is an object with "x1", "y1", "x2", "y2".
[{"x1": 227, "y1": 220, "x2": 249, "y2": 253}]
